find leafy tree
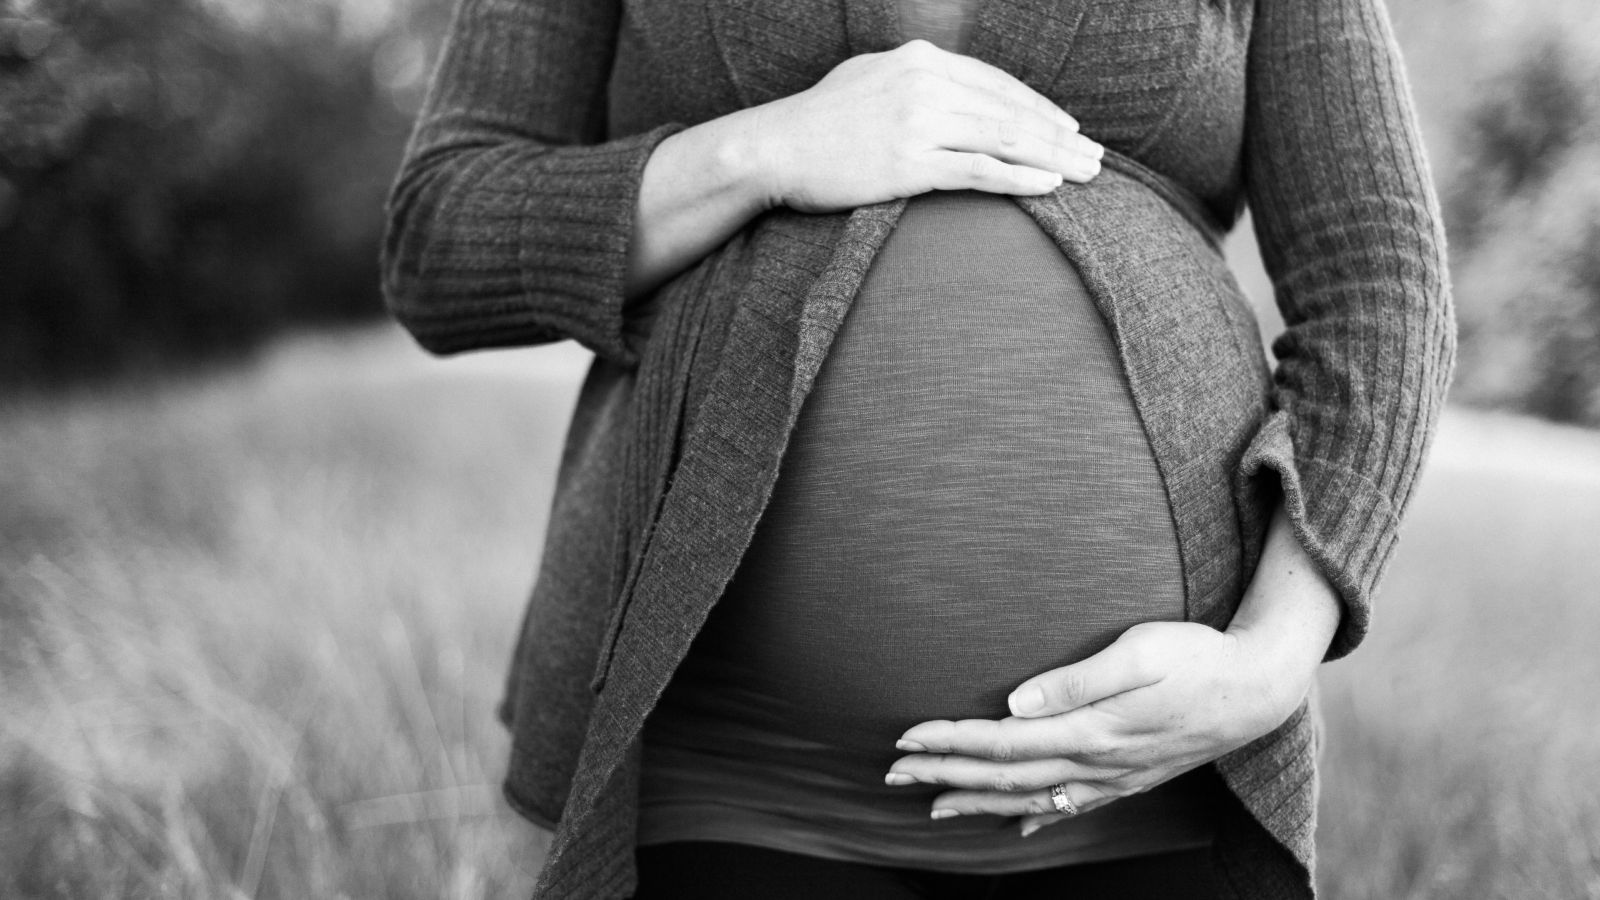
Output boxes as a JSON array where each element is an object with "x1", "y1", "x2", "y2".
[{"x1": 0, "y1": 0, "x2": 443, "y2": 385}]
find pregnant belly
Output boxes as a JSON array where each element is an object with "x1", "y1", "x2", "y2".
[{"x1": 655, "y1": 189, "x2": 1185, "y2": 756}]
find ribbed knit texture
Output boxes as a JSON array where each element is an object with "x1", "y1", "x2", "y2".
[
  {"x1": 1235, "y1": 0, "x2": 1456, "y2": 659},
  {"x1": 381, "y1": 0, "x2": 1456, "y2": 897},
  {"x1": 381, "y1": 0, "x2": 684, "y2": 363}
]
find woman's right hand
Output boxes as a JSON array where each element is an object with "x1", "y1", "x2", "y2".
[
  {"x1": 626, "y1": 40, "x2": 1101, "y2": 299},
  {"x1": 748, "y1": 39, "x2": 1103, "y2": 214}
]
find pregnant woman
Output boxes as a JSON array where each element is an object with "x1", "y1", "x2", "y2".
[{"x1": 382, "y1": 0, "x2": 1454, "y2": 897}]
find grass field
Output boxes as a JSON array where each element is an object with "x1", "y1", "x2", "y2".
[{"x1": 3, "y1": 325, "x2": 1598, "y2": 899}]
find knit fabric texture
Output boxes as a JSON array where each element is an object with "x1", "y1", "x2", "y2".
[{"x1": 380, "y1": 0, "x2": 1456, "y2": 897}]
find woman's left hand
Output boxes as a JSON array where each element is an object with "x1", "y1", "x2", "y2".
[
  {"x1": 889, "y1": 509, "x2": 1337, "y2": 832},
  {"x1": 886, "y1": 618, "x2": 1314, "y2": 834},
  {"x1": 886, "y1": 507, "x2": 1345, "y2": 835}
]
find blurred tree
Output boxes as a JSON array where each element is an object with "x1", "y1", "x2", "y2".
[
  {"x1": 0, "y1": 0, "x2": 448, "y2": 386},
  {"x1": 1443, "y1": 31, "x2": 1600, "y2": 426},
  {"x1": 1445, "y1": 37, "x2": 1589, "y2": 254}
]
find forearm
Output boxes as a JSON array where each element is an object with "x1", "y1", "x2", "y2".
[
  {"x1": 1225, "y1": 505, "x2": 1342, "y2": 704},
  {"x1": 1240, "y1": 0, "x2": 1454, "y2": 657},
  {"x1": 381, "y1": 0, "x2": 680, "y2": 364},
  {"x1": 625, "y1": 107, "x2": 775, "y2": 301}
]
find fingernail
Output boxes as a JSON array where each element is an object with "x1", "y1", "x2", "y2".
[
  {"x1": 1020, "y1": 823, "x2": 1041, "y2": 838},
  {"x1": 1084, "y1": 139, "x2": 1105, "y2": 160},
  {"x1": 896, "y1": 740, "x2": 927, "y2": 753},
  {"x1": 1064, "y1": 159, "x2": 1100, "y2": 182},
  {"x1": 1010, "y1": 685, "x2": 1045, "y2": 716},
  {"x1": 884, "y1": 772, "x2": 916, "y2": 786},
  {"x1": 930, "y1": 808, "x2": 960, "y2": 820}
]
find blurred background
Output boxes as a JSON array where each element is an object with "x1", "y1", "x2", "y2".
[{"x1": 1, "y1": 0, "x2": 1597, "y2": 897}]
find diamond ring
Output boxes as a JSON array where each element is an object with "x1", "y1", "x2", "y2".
[{"x1": 1050, "y1": 783, "x2": 1078, "y2": 817}]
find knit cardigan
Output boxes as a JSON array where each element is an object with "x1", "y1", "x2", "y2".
[{"x1": 381, "y1": 0, "x2": 1455, "y2": 897}]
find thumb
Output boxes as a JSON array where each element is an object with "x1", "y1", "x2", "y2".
[{"x1": 1007, "y1": 628, "x2": 1165, "y2": 718}]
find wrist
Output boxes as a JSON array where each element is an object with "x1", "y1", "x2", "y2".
[
  {"x1": 1225, "y1": 617, "x2": 1319, "y2": 711},
  {"x1": 1224, "y1": 507, "x2": 1342, "y2": 706},
  {"x1": 711, "y1": 104, "x2": 786, "y2": 214}
]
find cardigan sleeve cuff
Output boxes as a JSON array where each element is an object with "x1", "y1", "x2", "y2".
[
  {"x1": 1235, "y1": 410, "x2": 1402, "y2": 661},
  {"x1": 391, "y1": 122, "x2": 686, "y2": 365}
]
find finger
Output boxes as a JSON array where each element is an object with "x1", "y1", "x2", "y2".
[
  {"x1": 930, "y1": 781, "x2": 1114, "y2": 821},
  {"x1": 1018, "y1": 812, "x2": 1069, "y2": 838},
  {"x1": 1016, "y1": 764, "x2": 1209, "y2": 834},
  {"x1": 1007, "y1": 637, "x2": 1166, "y2": 719},
  {"x1": 925, "y1": 151, "x2": 1063, "y2": 195},
  {"x1": 934, "y1": 112, "x2": 1102, "y2": 182},
  {"x1": 929, "y1": 80, "x2": 1089, "y2": 162},
  {"x1": 886, "y1": 752, "x2": 1114, "y2": 792},
  {"x1": 898, "y1": 711, "x2": 1116, "y2": 762},
  {"x1": 933, "y1": 49, "x2": 1081, "y2": 135}
]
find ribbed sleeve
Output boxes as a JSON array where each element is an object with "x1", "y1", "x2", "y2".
[
  {"x1": 381, "y1": 0, "x2": 684, "y2": 365},
  {"x1": 1238, "y1": 0, "x2": 1456, "y2": 660}
]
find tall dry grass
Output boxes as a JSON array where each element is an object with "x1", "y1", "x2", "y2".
[
  {"x1": 1316, "y1": 413, "x2": 1600, "y2": 899},
  {"x1": 5, "y1": 326, "x2": 1600, "y2": 898},
  {"x1": 0, "y1": 329, "x2": 583, "y2": 899}
]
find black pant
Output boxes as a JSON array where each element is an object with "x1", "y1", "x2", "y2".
[{"x1": 634, "y1": 841, "x2": 1220, "y2": 900}]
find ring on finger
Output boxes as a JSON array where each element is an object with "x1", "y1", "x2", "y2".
[{"x1": 1050, "y1": 783, "x2": 1079, "y2": 817}]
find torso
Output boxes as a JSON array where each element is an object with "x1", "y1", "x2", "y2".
[
  {"x1": 897, "y1": 0, "x2": 981, "y2": 51},
  {"x1": 639, "y1": 0, "x2": 1226, "y2": 872}
]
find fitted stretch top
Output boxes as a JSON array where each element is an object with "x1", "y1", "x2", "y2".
[{"x1": 638, "y1": 0, "x2": 1226, "y2": 873}]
